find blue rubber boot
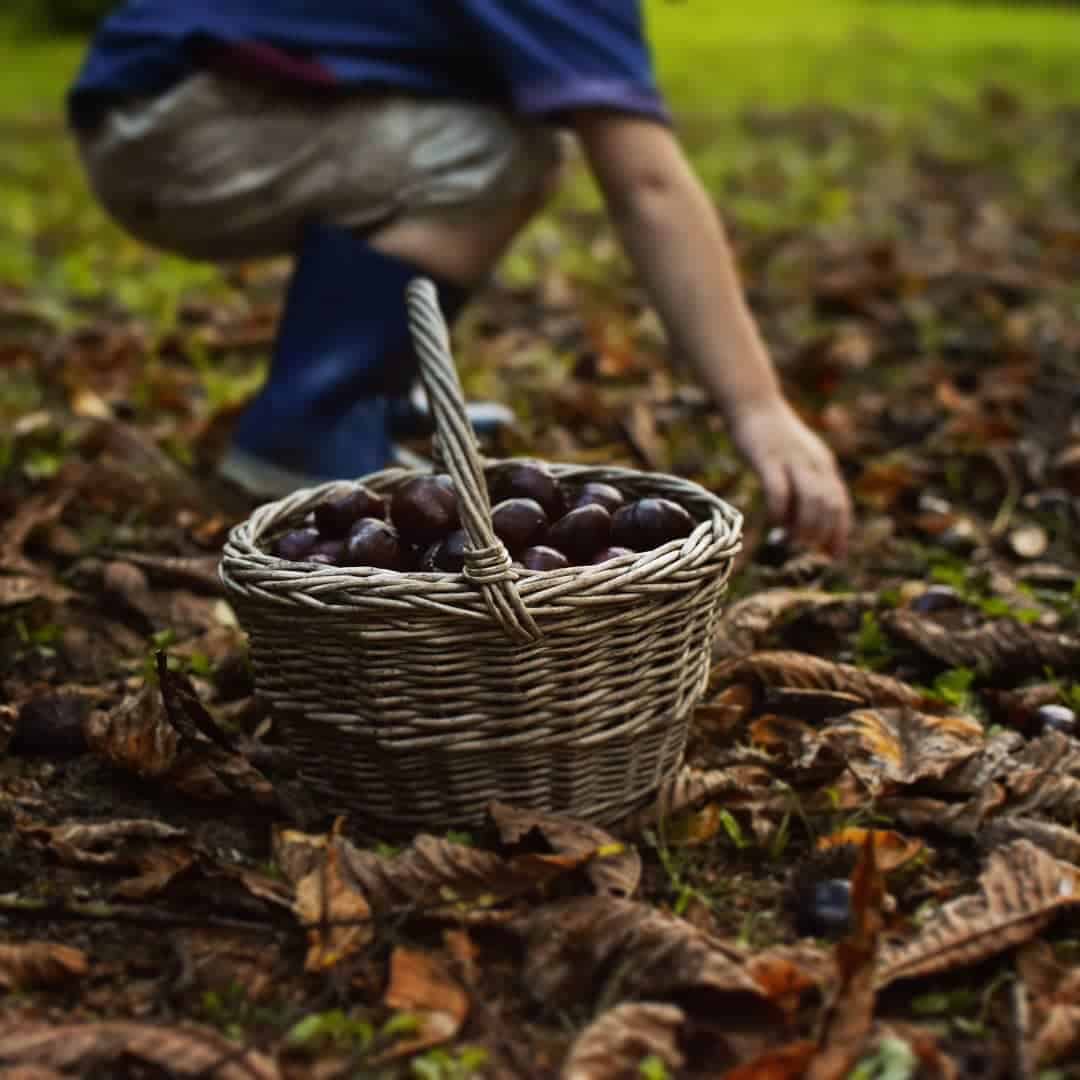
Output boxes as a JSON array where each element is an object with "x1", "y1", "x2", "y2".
[{"x1": 219, "y1": 222, "x2": 489, "y2": 499}]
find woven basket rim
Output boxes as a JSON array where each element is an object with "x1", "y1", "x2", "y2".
[{"x1": 221, "y1": 459, "x2": 743, "y2": 598}]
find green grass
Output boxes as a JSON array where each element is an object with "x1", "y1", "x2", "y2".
[
  {"x1": 645, "y1": 0, "x2": 1080, "y2": 113},
  {"x1": 2, "y1": 1, "x2": 1078, "y2": 124}
]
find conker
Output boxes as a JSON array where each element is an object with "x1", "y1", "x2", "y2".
[
  {"x1": 611, "y1": 498, "x2": 695, "y2": 551},
  {"x1": 344, "y1": 518, "x2": 405, "y2": 570},
  {"x1": 424, "y1": 529, "x2": 469, "y2": 573},
  {"x1": 308, "y1": 538, "x2": 345, "y2": 566},
  {"x1": 275, "y1": 527, "x2": 320, "y2": 561},
  {"x1": 491, "y1": 498, "x2": 548, "y2": 554},
  {"x1": 571, "y1": 482, "x2": 625, "y2": 515},
  {"x1": 490, "y1": 462, "x2": 566, "y2": 520},
  {"x1": 590, "y1": 546, "x2": 635, "y2": 564},
  {"x1": 519, "y1": 545, "x2": 570, "y2": 572},
  {"x1": 391, "y1": 476, "x2": 459, "y2": 546},
  {"x1": 547, "y1": 504, "x2": 612, "y2": 564},
  {"x1": 314, "y1": 486, "x2": 386, "y2": 537}
]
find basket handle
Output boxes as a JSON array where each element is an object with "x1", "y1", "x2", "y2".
[{"x1": 405, "y1": 278, "x2": 542, "y2": 645}]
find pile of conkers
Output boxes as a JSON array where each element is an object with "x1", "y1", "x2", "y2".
[{"x1": 266, "y1": 462, "x2": 696, "y2": 572}]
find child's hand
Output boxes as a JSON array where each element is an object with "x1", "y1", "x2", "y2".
[{"x1": 729, "y1": 399, "x2": 851, "y2": 558}]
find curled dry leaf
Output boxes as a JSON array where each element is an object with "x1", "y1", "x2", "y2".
[
  {"x1": 1017, "y1": 941, "x2": 1080, "y2": 1067},
  {"x1": 0, "y1": 944, "x2": 88, "y2": 990},
  {"x1": 20, "y1": 819, "x2": 188, "y2": 868},
  {"x1": 372, "y1": 947, "x2": 468, "y2": 1063},
  {"x1": 83, "y1": 680, "x2": 178, "y2": 778},
  {"x1": 0, "y1": 1022, "x2": 279, "y2": 1080},
  {"x1": 487, "y1": 801, "x2": 641, "y2": 897},
  {"x1": 293, "y1": 825, "x2": 373, "y2": 972},
  {"x1": 744, "y1": 943, "x2": 830, "y2": 1017},
  {"x1": 112, "y1": 845, "x2": 197, "y2": 901},
  {"x1": 1004, "y1": 731, "x2": 1080, "y2": 823},
  {"x1": 275, "y1": 829, "x2": 586, "y2": 927},
  {"x1": 0, "y1": 480, "x2": 81, "y2": 577},
  {"x1": 713, "y1": 651, "x2": 930, "y2": 710},
  {"x1": 980, "y1": 817, "x2": 1080, "y2": 865},
  {"x1": 882, "y1": 609, "x2": 1080, "y2": 678},
  {"x1": 522, "y1": 896, "x2": 769, "y2": 1016},
  {"x1": 817, "y1": 828, "x2": 924, "y2": 873},
  {"x1": 562, "y1": 1001, "x2": 685, "y2": 1080},
  {"x1": 104, "y1": 551, "x2": 225, "y2": 594},
  {"x1": 810, "y1": 709, "x2": 983, "y2": 796},
  {"x1": 0, "y1": 575, "x2": 73, "y2": 609},
  {"x1": 884, "y1": 783, "x2": 1008, "y2": 839},
  {"x1": 710, "y1": 589, "x2": 848, "y2": 661},
  {"x1": 879, "y1": 840, "x2": 1080, "y2": 988},
  {"x1": 615, "y1": 765, "x2": 776, "y2": 836}
]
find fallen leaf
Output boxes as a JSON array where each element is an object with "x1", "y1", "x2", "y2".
[
  {"x1": 113, "y1": 845, "x2": 197, "y2": 901},
  {"x1": 817, "y1": 829, "x2": 924, "y2": 873},
  {"x1": 882, "y1": 610, "x2": 1080, "y2": 678},
  {"x1": 83, "y1": 681, "x2": 179, "y2": 778},
  {"x1": 879, "y1": 840, "x2": 1080, "y2": 987},
  {"x1": 980, "y1": 817, "x2": 1080, "y2": 865},
  {"x1": 811, "y1": 709, "x2": 983, "y2": 795},
  {"x1": 0, "y1": 944, "x2": 88, "y2": 990},
  {"x1": 21, "y1": 819, "x2": 187, "y2": 868},
  {"x1": 720, "y1": 1040, "x2": 817, "y2": 1080},
  {"x1": 1017, "y1": 941, "x2": 1080, "y2": 1067},
  {"x1": 562, "y1": 1002, "x2": 685, "y2": 1080},
  {"x1": 711, "y1": 590, "x2": 850, "y2": 661},
  {"x1": 372, "y1": 947, "x2": 468, "y2": 1062},
  {"x1": 0, "y1": 1022, "x2": 279, "y2": 1080},
  {"x1": 521, "y1": 896, "x2": 770, "y2": 1015},
  {"x1": 488, "y1": 801, "x2": 641, "y2": 897},
  {"x1": 713, "y1": 652, "x2": 931, "y2": 709}
]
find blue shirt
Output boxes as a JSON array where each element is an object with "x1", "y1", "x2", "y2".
[{"x1": 68, "y1": 1, "x2": 669, "y2": 131}]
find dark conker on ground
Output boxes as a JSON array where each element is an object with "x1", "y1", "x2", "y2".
[
  {"x1": 275, "y1": 527, "x2": 320, "y2": 561},
  {"x1": 314, "y1": 486, "x2": 386, "y2": 537},
  {"x1": 611, "y1": 498, "x2": 695, "y2": 551},
  {"x1": 425, "y1": 529, "x2": 469, "y2": 572},
  {"x1": 519, "y1": 545, "x2": 570, "y2": 572},
  {"x1": 794, "y1": 879, "x2": 852, "y2": 939},
  {"x1": 391, "y1": 476, "x2": 460, "y2": 546},
  {"x1": 547, "y1": 504, "x2": 612, "y2": 564},
  {"x1": 590, "y1": 546, "x2": 635, "y2": 564},
  {"x1": 571, "y1": 482, "x2": 625, "y2": 515},
  {"x1": 491, "y1": 498, "x2": 548, "y2": 554},
  {"x1": 344, "y1": 518, "x2": 405, "y2": 570},
  {"x1": 490, "y1": 462, "x2": 566, "y2": 520}
]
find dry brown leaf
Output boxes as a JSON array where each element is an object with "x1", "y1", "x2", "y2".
[
  {"x1": 811, "y1": 709, "x2": 983, "y2": 796},
  {"x1": 1003, "y1": 732, "x2": 1080, "y2": 822},
  {"x1": 615, "y1": 765, "x2": 776, "y2": 835},
  {"x1": 334, "y1": 831, "x2": 589, "y2": 915},
  {"x1": 719, "y1": 1040, "x2": 817, "y2": 1079},
  {"x1": 817, "y1": 828, "x2": 924, "y2": 873},
  {"x1": 879, "y1": 840, "x2": 1080, "y2": 987},
  {"x1": 0, "y1": 1066, "x2": 66, "y2": 1080},
  {"x1": 105, "y1": 551, "x2": 224, "y2": 594},
  {"x1": 83, "y1": 681, "x2": 179, "y2": 778},
  {"x1": 488, "y1": 801, "x2": 641, "y2": 898},
  {"x1": 884, "y1": 783, "x2": 1008, "y2": 839},
  {"x1": 1017, "y1": 942, "x2": 1080, "y2": 1067},
  {"x1": 21, "y1": 819, "x2": 188, "y2": 868},
  {"x1": 745, "y1": 944, "x2": 830, "y2": 1017},
  {"x1": 0, "y1": 944, "x2": 88, "y2": 990},
  {"x1": 710, "y1": 590, "x2": 845, "y2": 661},
  {"x1": 0, "y1": 1022, "x2": 279, "y2": 1079},
  {"x1": 522, "y1": 896, "x2": 769, "y2": 1014},
  {"x1": 113, "y1": 845, "x2": 197, "y2": 901},
  {"x1": 371, "y1": 947, "x2": 468, "y2": 1063},
  {"x1": 0, "y1": 575, "x2": 73, "y2": 609},
  {"x1": 168, "y1": 744, "x2": 277, "y2": 806},
  {"x1": 293, "y1": 824, "x2": 373, "y2": 972},
  {"x1": 562, "y1": 1002, "x2": 685, "y2": 1080},
  {"x1": 981, "y1": 817, "x2": 1080, "y2": 864},
  {"x1": 883, "y1": 609, "x2": 1080, "y2": 678},
  {"x1": 713, "y1": 651, "x2": 930, "y2": 709},
  {"x1": 0, "y1": 477, "x2": 82, "y2": 576}
]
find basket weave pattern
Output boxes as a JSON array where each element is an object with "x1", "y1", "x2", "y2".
[{"x1": 221, "y1": 281, "x2": 742, "y2": 829}]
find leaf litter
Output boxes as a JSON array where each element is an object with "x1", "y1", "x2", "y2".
[{"x1": 2, "y1": 92, "x2": 1080, "y2": 1077}]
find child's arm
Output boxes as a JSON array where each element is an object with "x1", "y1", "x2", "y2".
[{"x1": 573, "y1": 111, "x2": 851, "y2": 557}]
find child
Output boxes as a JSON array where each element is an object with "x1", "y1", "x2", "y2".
[{"x1": 68, "y1": 1, "x2": 851, "y2": 556}]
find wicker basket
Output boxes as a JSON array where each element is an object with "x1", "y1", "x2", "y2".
[{"x1": 220, "y1": 279, "x2": 743, "y2": 830}]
